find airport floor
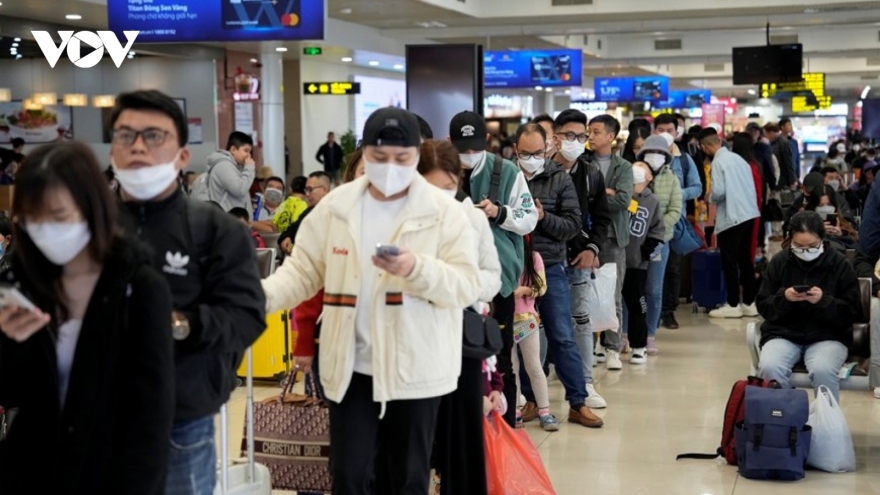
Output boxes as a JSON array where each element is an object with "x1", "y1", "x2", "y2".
[{"x1": 220, "y1": 308, "x2": 880, "y2": 495}]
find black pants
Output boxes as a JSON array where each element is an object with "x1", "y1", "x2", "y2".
[
  {"x1": 662, "y1": 249, "x2": 682, "y2": 315},
  {"x1": 329, "y1": 373, "x2": 441, "y2": 495},
  {"x1": 492, "y1": 293, "x2": 516, "y2": 427},
  {"x1": 622, "y1": 268, "x2": 648, "y2": 349},
  {"x1": 717, "y1": 221, "x2": 757, "y2": 307},
  {"x1": 432, "y1": 358, "x2": 487, "y2": 495}
]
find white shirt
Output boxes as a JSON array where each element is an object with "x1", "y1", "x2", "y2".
[
  {"x1": 354, "y1": 192, "x2": 407, "y2": 375},
  {"x1": 56, "y1": 319, "x2": 83, "y2": 407}
]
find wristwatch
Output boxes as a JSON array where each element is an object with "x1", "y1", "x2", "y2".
[{"x1": 171, "y1": 311, "x2": 191, "y2": 341}]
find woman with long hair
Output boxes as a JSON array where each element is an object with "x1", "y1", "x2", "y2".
[
  {"x1": 803, "y1": 184, "x2": 858, "y2": 248},
  {"x1": 623, "y1": 124, "x2": 651, "y2": 164},
  {"x1": 732, "y1": 132, "x2": 765, "y2": 261},
  {"x1": 0, "y1": 141, "x2": 174, "y2": 494}
]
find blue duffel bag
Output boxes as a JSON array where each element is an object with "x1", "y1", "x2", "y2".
[{"x1": 735, "y1": 385, "x2": 812, "y2": 481}]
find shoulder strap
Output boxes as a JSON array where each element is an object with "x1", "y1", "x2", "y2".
[
  {"x1": 488, "y1": 155, "x2": 504, "y2": 203},
  {"x1": 184, "y1": 197, "x2": 211, "y2": 265}
]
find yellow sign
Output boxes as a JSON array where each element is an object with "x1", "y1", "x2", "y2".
[
  {"x1": 792, "y1": 94, "x2": 832, "y2": 113},
  {"x1": 760, "y1": 73, "x2": 825, "y2": 98},
  {"x1": 303, "y1": 82, "x2": 361, "y2": 95}
]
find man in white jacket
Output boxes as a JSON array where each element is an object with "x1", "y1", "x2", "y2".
[{"x1": 262, "y1": 108, "x2": 480, "y2": 494}]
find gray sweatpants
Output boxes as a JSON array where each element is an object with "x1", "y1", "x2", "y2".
[{"x1": 599, "y1": 240, "x2": 627, "y2": 352}]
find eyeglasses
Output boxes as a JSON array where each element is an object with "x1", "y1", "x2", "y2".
[
  {"x1": 305, "y1": 185, "x2": 327, "y2": 194},
  {"x1": 790, "y1": 245, "x2": 822, "y2": 254},
  {"x1": 112, "y1": 128, "x2": 172, "y2": 148},
  {"x1": 557, "y1": 132, "x2": 588, "y2": 143},
  {"x1": 516, "y1": 151, "x2": 546, "y2": 161}
]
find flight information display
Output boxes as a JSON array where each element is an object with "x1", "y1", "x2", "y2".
[
  {"x1": 484, "y1": 49, "x2": 582, "y2": 88},
  {"x1": 108, "y1": 0, "x2": 325, "y2": 42}
]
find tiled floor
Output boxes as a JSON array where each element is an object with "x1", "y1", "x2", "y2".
[{"x1": 220, "y1": 308, "x2": 880, "y2": 495}]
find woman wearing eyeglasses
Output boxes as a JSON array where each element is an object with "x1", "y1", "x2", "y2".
[{"x1": 756, "y1": 211, "x2": 862, "y2": 402}]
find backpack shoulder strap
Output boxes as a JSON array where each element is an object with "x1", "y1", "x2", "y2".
[
  {"x1": 487, "y1": 154, "x2": 504, "y2": 203},
  {"x1": 184, "y1": 197, "x2": 212, "y2": 264}
]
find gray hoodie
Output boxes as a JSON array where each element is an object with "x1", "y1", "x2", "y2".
[
  {"x1": 625, "y1": 188, "x2": 665, "y2": 270},
  {"x1": 206, "y1": 150, "x2": 255, "y2": 214}
]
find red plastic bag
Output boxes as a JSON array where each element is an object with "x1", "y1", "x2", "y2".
[{"x1": 483, "y1": 411, "x2": 556, "y2": 495}]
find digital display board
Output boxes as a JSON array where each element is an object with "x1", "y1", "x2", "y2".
[
  {"x1": 760, "y1": 73, "x2": 825, "y2": 98},
  {"x1": 484, "y1": 49, "x2": 582, "y2": 88},
  {"x1": 108, "y1": 0, "x2": 325, "y2": 43},
  {"x1": 792, "y1": 95, "x2": 832, "y2": 113},
  {"x1": 303, "y1": 82, "x2": 360, "y2": 95},
  {"x1": 594, "y1": 76, "x2": 669, "y2": 102}
]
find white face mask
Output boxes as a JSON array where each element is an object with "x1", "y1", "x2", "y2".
[
  {"x1": 112, "y1": 151, "x2": 181, "y2": 201},
  {"x1": 633, "y1": 166, "x2": 647, "y2": 185},
  {"x1": 518, "y1": 156, "x2": 545, "y2": 176},
  {"x1": 853, "y1": 144, "x2": 862, "y2": 152},
  {"x1": 658, "y1": 132, "x2": 675, "y2": 148},
  {"x1": 265, "y1": 187, "x2": 284, "y2": 205},
  {"x1": 836, "y1": 144, "x2": 846, "y2": 153},
  {"x1": 815, "y1": 205, "x2": 836, "y2": 216},
  {"x1": 365, "y1": 159, "x2": 418, "y2": 196},
  {"x1": 676, "y1": 126, "x2": 685, "y2": 140},
  {"x1": 560, "y1": 140, "x2": 584, "y2": 162},
  {"x1": 828, "y1": 180, "x2": 841, "y2": 191},
  {"x1": 459, "y1": 152, "x2": 484, "y2": 170},
  {"x1": 25, "y1": 221, "x2": 91, "y2": 266},
  {"x1": 792, "y1": 243, "x2": 824, "y2": 262},
  {"x1": 644, "y1": 153, "x2": 666, "y2": 172}
]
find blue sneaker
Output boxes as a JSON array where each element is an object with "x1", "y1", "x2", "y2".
[{"x1": 539, "y1": 413, "x2": 561, "y2": 432}]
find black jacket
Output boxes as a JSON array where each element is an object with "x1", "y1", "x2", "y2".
[
  {"x1": 278, "y1": 205, "x2": 314, "y2": 251},
  {"x1": 122, "y1": 190, "x2": 266, "y2": 421},
  {"x1": 756, "y1": 245, "x2": 862, "y2": 347},
  {"x1": 0, "y1": 238, "x2": 175, "y2": 494},
  {"x1": 526, "y1": 162, "x2": 583, "y2": 265},
  {"x1": 316, "y1": 142, "x2": 344, "y2": 173},
  {"x1": 565, "y1": 153, "x2": 611, "y2": 260}
]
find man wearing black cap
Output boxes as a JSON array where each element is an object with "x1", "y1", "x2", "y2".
[
  {"x1": 448, "y1": 110, "x2": 537, "y2": 427},
  {"x1": 262, "y1": 107, "x2": 481, "y2": 494}
]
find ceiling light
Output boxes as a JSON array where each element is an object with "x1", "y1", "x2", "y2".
[
  {"x1": 545, "y1": 88, "x2": 553, "y2": 92},
  {"x1": 13, "y1": 38, "x2": 20, "y2": 42},
  {"x1": 275, "y1": 47, "x2": 288, "y2": 52},
  {"x1": 393, "y1": 64, "x2": 404, "y2": 70},
  {"x1": 747, "y1": 89, "x2": 756, "y2": 95},
  {"x1": 63, "y1": 93, "x2": 87, "y2": 107},
  {"x1": 249, "y1": 58, "x2": 258, "y2": 63},
  {"x1": 340, "y1": 8, "x2": 352, "y2": 14},
  {"x1": 564, "y1": 90, "x2": 571, "y2": 95},
  {"x1": 0, "y1": 88, "x2": 10, "y2": 102},
  {"x1": 804, "y1": 8, "x2": 819, "y2": 14},
  {"x1": 129, "y1": 51, "x2": 136, "y2": 56},
  {"x1": 11, "y1": 43, "x2": 17, "y2": 47},
  {"x1": 66, "y1": 14, "x2": 82, "y2": 20},
  {"x1": 535, "y1": 86, "x2": 543, "y2": 91},
  {"x1": 92, "y1": 95, "x2": 115, "y2": 108},
  {"x1": 23, "y1": 98, "x2": 42, "y2": 111},
  {"x1": 33, "y1": 92, "x2": 57, "y2": 105},
  {"x1": 368, "y1": 60, "x2": 380, "y2": 66},
  {"x1": 14, "y1": 54, "x2": 22, "y2": 60},
  {"x1": 862, "y1": 85, "x2": 872, "y2": 99},
  {"x1": 341, "y1": 57, "x2": 353, "y2": 62}
]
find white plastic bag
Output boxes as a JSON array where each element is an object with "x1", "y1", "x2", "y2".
[
  {"x1": 585, "y1": 262, "x2": 619, "y2": 333},
  {"x1": 806, "y1": 385, "x2": 856, "y2": 473}
]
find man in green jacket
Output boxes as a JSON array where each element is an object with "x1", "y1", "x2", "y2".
[{"x1": 587, "y1": 115, "x2": 633, "y2": 370}]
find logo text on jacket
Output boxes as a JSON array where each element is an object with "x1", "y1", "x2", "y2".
[{"x1": 163, "y1": 251, "x2": 190, "y2": 276}]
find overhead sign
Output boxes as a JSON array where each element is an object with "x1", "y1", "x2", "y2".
[
  {"x1": 484, "y1": 49, "x2": 582, "y2": 89},
  {"x1": 108, "y1": 0, "x2": 325, "y2": 43},
  {"x1": 760, "y1": 73, "x2": 825, "y2": 98},
  {"x1": 304, "y1": 82, "x2": 360, "y2": 95},
  {"x1": 303, "y1": 46, "x2": 322, "y2": 56},
  {"x1": 654, "y1": 89, "x2": 712, "y2": 109},
  {"x1": 792, "y1": 94, "x2": 833, "y2": 113},
  {"x1": 594, "y1": 76, "x2": 670, "y2": 102}
]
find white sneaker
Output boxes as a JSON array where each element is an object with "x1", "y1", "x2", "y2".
[
  {"x1": 629, "y1": 348, "x2": 647, "y2": 365},
  {"x1": 606, "y1": 350, "x2": 623, "y2": 370},
  {"x1": 740, "y1": 303, "x2": 759, "y2": 317},
  {"x1": 709, "y1": 304, "x2": 743, "y2": 319},
  {"x1": 874, "y1": 387, "x2": 880, "y2": 399},
  {"x1": 594, "y1": 346, "x2": 607, "y2": 364},
  {"x1": 585, "y1": 384, "x2": 607, "y2": 409}
]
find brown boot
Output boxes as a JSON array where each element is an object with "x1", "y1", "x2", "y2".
[
  {"x1": 521, "y1": 401, "x2": 539, "y2": 422},
  {"x1": 568, "y1": 405, "x2": 604, "y2": 428}
]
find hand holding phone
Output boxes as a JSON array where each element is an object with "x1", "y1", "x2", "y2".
[
  {"x1": 793, "y1": 285, "x2": 811, "y2": 293},
  {"x1": 0, "y1": 287, "x2": 50, "y2": 343},
  {"x1": 376, "y1": 244, "x2": 400, "y2": 258},
  {"x1": 826, "y1": 214, "x2": 838, "y2": 227}
]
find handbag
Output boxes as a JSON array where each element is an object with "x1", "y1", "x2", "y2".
[
  {"x1": 245, "y1": 371, "x2": 332, "y2": 492},
  {"x1": 462, "y1": 309, "x2": 503, "y2": 360},
  {"x1": 670, "y1": 217, "x2": 705, "y2": 255}
]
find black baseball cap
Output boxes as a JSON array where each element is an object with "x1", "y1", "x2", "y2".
[
  {"x1": 449, "y1": 111, "x2": 487, "y2": 153},
  {"x1": 745, "y1": 122, "x2": 762, "y2": 133},
  {"x1": 361, "y1": 108, "x2": 421, "y2": 148}
]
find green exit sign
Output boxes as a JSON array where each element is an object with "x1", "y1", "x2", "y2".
[{"x1": 303, "y1": 47, "x2": 323, "y2": 56}]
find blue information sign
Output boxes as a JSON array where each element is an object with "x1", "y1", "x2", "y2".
[
  {"x1": 108, "y1": 0, "x2": 325, "y2": 43},
  {"x1": 656, "y1": 89, "x2": 712, "y2": 109},
  {"x1": 594, "y1": 76, "x2": 670, "y2": 102},
  {"x1": 484, "y1": 49, "x2": 582, "y2": 89}
]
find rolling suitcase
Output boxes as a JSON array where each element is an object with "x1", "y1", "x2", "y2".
[
  {"x1": 215, "y1": 348, "x2": 273, "y2": 495},
  {"x1": 691, "y1": 249, "x2": 727, "y2": 312},
  {"x1": 237, "y1": 309, "x2": 293, "y2": 384}
]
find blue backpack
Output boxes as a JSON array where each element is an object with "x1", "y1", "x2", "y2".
[{"x1": 735, "y1": 385, "x2": 812, "y2": 481}]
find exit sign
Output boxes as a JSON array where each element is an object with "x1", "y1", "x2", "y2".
[{"x1": 303, "y1": 47, "x2": 323, "y2": 56}]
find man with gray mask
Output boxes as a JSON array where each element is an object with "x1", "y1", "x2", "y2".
[{"x1": 253, "y1": 175, "x2": 286, "y2": 232}]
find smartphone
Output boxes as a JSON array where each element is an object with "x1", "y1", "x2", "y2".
[
  {"x1": 376, "y1": 244, "x2": 400, "y2": 258},
  {"x1": 0, "y1": 285, "x2": 37, "y2": 311},
  {"x1": 826, "y1": 214, "x2": 838, "y2": 226},
  {"x1": 793, "y1": 285, "x2": 811, "y2": 293}
]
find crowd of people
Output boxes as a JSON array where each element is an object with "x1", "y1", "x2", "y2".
[{"x1": 0, "y1": 89, "x2": 877, "y2": 495}]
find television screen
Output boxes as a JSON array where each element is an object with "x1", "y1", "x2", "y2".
[
  {"x1": 484, "y1": 49, "x2": 582, "y2": 88},
  {"x1": 108, "y1": 0, "x2": 325, "y2": 43},
  {"x1": 732, "y1": 44, "x2": 802, "y2": 85}
]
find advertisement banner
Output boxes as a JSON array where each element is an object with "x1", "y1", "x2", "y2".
[
  {"x1": 484, "y1": 49, "x2": 582, "y2": 89},
  {"x1": 701, "y1": 104, "x2": 726, "y2": 138},
  {"x1": 594, "y1": 76, "x2": 669, "y2": 102},
  {"x1": 0, "y1": 102, "x2": 73, "y2": 144}
]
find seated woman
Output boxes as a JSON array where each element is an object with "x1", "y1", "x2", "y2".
[
  {"x1": 783, "y1": 184, "x2": 858, "y2": 251},
  {"x1": 757, "y1": 211, "x2": 863, "y2": 402}
]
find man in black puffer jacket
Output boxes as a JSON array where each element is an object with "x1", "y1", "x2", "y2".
[{"x1": 514, "y1": 122, "x2": 604, "y2": 428}]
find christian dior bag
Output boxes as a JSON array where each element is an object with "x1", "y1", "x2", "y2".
[{"x1": 243, "y1": 371, "x2": 332, "y2": 492}]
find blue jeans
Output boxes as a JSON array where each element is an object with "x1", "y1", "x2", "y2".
[
  {"x1": 646, "y1": 243, "x2": 669, "y2": 338},
  {"x1": 165, "y1": 415, "x2": 216, "y2": 495},
  {"x1": 566, "y1": 266, "x2": 594, "y2": 385},
  {"x1": 534, "y1": 263, "x2": 586, "y2": 407},
  {"x1": 759, "y1": 338, "x2": 848, "y2": 402}
]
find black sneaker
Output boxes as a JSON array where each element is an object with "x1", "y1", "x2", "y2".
[{"x1": 661, "y1": 313, "x2": 679, "y2": 329}]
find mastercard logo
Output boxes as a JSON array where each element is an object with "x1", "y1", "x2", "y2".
[
  {"x1": 282, "y1": 13, "x2": 300, "y2": 26},
  {"x1": 562, "y1": 73, "x2": 571, "y2": 81}
]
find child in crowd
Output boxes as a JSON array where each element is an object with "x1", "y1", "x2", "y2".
[
  {"x1": 623, "y1": 163, "x2": 665, "y2": 365},
  {"x1": 483, "y1": 355, "x2": 507, "y2": 417},
  {"x1": 229, "y1": 207, "x2": 265, "y2": 248},
  {"x1": 512, "y1": 235, "x2": 558, "y2": 431}
]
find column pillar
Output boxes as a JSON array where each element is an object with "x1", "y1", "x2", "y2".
[{"x1": 261, "y1": 52, "x2": 285, "y2": 176}]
